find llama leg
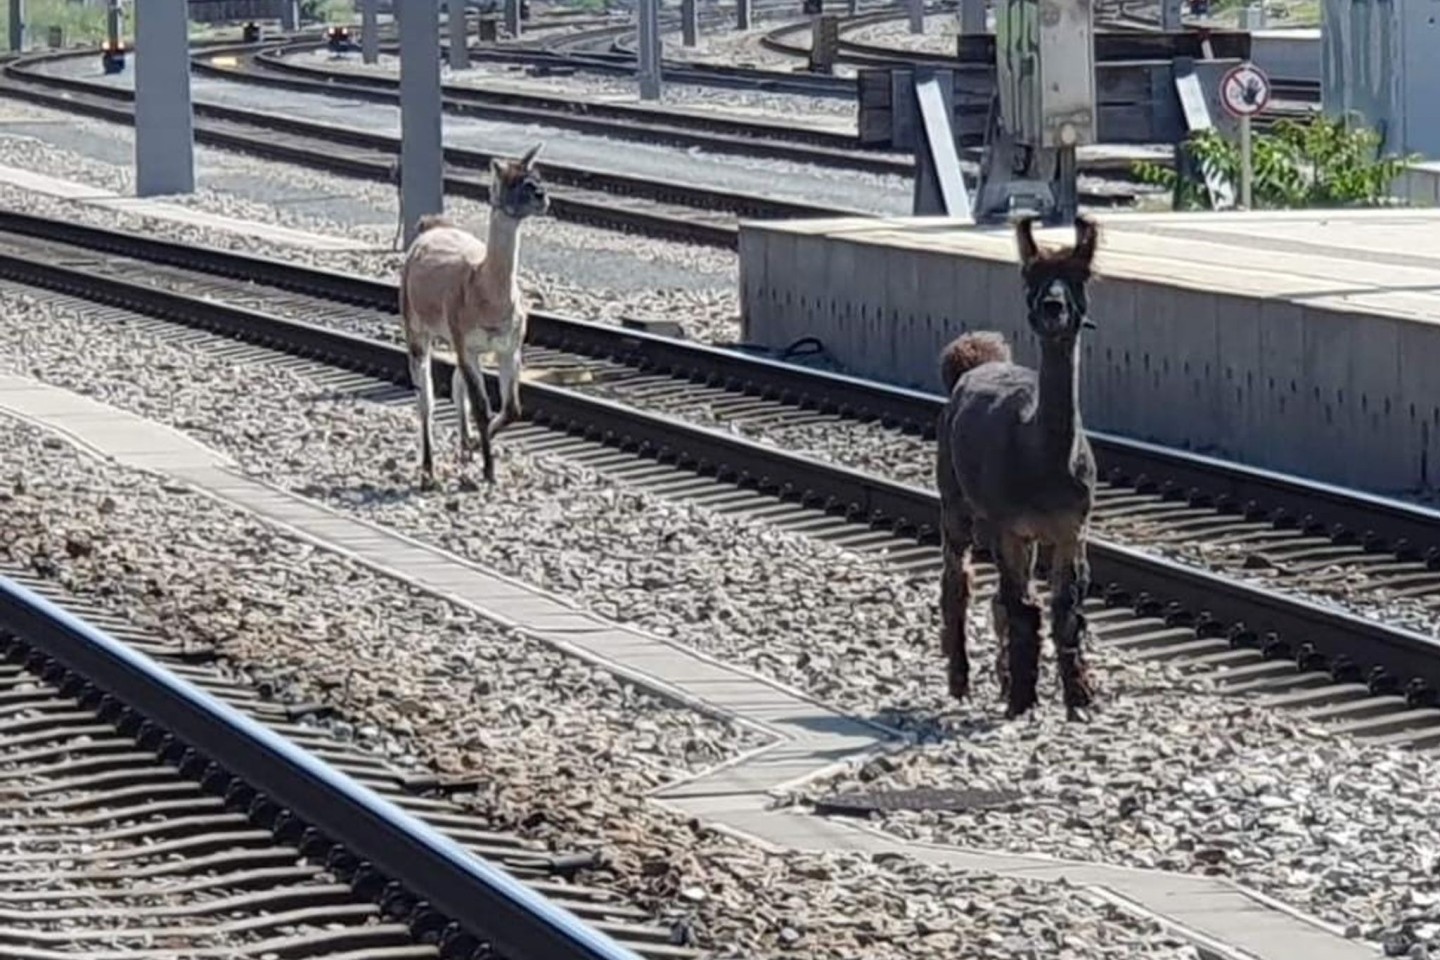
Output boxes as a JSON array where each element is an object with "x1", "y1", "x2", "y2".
[
  {"x1": 407, "y1": 342, "x2": 436, "y2": 489},
  {"x1": 489, "y1": 345, "x2": 523, "y2": 436},
  {"x1": 1050, "y1": 533, "x2": 1097, "y2": 721},
  {"x1": 456, "y1": 344, "x2": 496, "y2": 484},
  {"x1": 936, "y1": 439, "x2": 974, "y2": 701},
  {"x1": 450, "y1": 366, "x2": 471, "y2": 462},
  {"x1": 995, "y1": 531, "x2": 1042, "y2": 719}
]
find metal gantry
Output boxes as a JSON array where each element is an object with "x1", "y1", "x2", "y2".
[
  {"x1": 398, "y1": 0, "x2": 445, "y2": 246},
  {"x1": 134, "y1": 0, "x2": 195, "y2": 196}
]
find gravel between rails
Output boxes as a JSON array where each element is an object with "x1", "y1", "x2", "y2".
[
  {"x1": 843, "y1": 13, "x2": 969, "y2": 55},
  {"x1": 40, "y1": 52, "x2": 914, "y2": 217},
  {"x1": 0, "y1": 214, "x2": 1435, "y2": 953},
  {"x1": 297, "y1": 50, "x2": 862, "y2": 134},
  {"x1": 2, "y1": 119, "x2": 1438, "y2": 951},
  {"x1": 0, "y1": 374, "x2": 1203, "y2": 960},
  {"x1": 0, "y1": 109, "x2": 745, "y2": 341},
  {"x1": 0, "y1": 128, "x2": 1423, "y2": 634}
]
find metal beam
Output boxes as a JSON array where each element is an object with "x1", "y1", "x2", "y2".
[
  {"x1": 637, "y1": 0, "x2": 661, "y2": 100},
  {"x1": 681, "y1": 0, "x2": 698, "y2": 47},
  {"x1": 504, "y1": 0, "x2": 521, "y2": 39},
  {"x1": 105, "y1": 0, "x2": 121, "y2": 47},
  {"x1": 279, "y1": 0, "x2": 299, "y2": 32},
  {"x1": 447, "y1": 0, "x2": 470, "y2": 70},
  {"x1": 912, "y1": 73, "x2": 972, "y2": 218},
  {"x1": 1160, "y1": 0, "x2": 1183, "y2": 30},
  {"x1": 134, "y1": 0, "x2": 195, "y2": 197},
  {"x1": 361, "y1": 0, "x2": 379, "y2": 64},
  {"x1": 908, "y1": 0, "x2": 924, "y2": 33},
  {"x1": 736, "y1": 0, "x2": 751, "y2": 31},
  {"x1": 7, "y1": 0, "x2": 22, "y2": 52},
  {"x1": 959, "y1": 0, "x2": 984, "y2": 35},
  {"x1": 398, "y1": 0, "x2": 445, "y2": 247}
]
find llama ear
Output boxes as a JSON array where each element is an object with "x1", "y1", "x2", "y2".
[
  {"x1": 1015, "y1": 217, "x2": 1040, "y2": 267},
  {"x1": 1073, "y1": 215, "x2": 1099, "y2": 266},
  {"x1": 519, "y1": 141, "x2": 544, "y2": 169}
]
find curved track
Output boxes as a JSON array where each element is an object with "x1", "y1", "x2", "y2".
[
  {"x1": 0, "y1": 573, "x2": 695, "y2": 960},
  {"x1": 1, "y1": 212, "x2": 1439, "y2": 752}
]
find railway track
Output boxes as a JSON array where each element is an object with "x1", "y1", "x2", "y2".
[
  {"x1": 0, "y1": 571, "x2": 698, "y2": 960},
  {"x1": 0, "y1": 211, "x2": 1439, "y2": 753},
  {"x1": 1, "y1": 45, "x2": 900, "y2": 251}
]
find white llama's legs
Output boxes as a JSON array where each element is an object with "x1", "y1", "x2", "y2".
[
  {"x1": 451, "y1": 365, "x2": 471, "y2": 461},
  {"x1": 491, "y1": 346, "x2": 523, "y2": 435},
  {"x1": 407, "y1": 339, "x2": 437, "y2": 487}
]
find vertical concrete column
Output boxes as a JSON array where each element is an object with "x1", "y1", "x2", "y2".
[
  {"x1": 447, "y1": 0, "x2": 470, "y2": 69},
  {"x1": 8, "y1": 0, "x2": 23, "y2": 52},
  {"x1": 680, "y1": 0, "x2": 697, "y2": 46},
  {"x1": 736, "y1": 0, "x2": 751, "y2": 31},
  {"x1": 959, "y1": 0, "x2": 985, "y2": 33},
  {"x1": 361, "y1": 0, "x2": 379, "y2": 64},
  {"x1": 1160, "y1": 0, "x2": 1183, "y2": 29},
  {"x1": 106, "y1": 0, "x2": 121, "y2": 46},
  {"x1": 636, "y1": 0, "x2": 662, "y2": 100},
  {"x1": 279, "y1": 0, "x2": 299, "y2": 31},
  {"x1": 504, "y1": 0, "x2": 521, "y2": 39},
  {"x1": 398, "y1": 0, "x2": 445, "y2": 248},
  {"x1": 134, "y1": 0, "x2": 195, "y2": 197},
  {"x1": 908, "y1": 0, "x2": 924, "y2": 33}
]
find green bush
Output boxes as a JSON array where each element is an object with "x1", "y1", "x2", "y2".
[{"x1": 1133, "y1": 113, "x2": 1418, "y2": 210}]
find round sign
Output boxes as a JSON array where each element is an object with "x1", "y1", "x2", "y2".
[{"x1": 1219, "y1": 63, "x2": 1271, "y2": 118}]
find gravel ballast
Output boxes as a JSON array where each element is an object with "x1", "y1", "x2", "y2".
[
  {"x1": 0, "y1": 409, "x2": 1203, "y2": 960},
  {"x1": 0, "y1": 114, "x2": 744, "y2": 341},
  {"x1": 0, "y1": 229, "x2": 1436, "y2": 951}
]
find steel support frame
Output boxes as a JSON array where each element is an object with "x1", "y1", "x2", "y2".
[
  {"x1": 958, "y1": 0, "x2": 985, "y2": 34},
  {"x1": 736, "y1": 0, "x2": 752, "y2": 31},
  {"x1": 134, "y1": 0, "x2": 195, "y2": 197},
  {"x1": 908, "y1": 0, "x2": 925, "y2": 33},
  {"x1": 398, "y1": 0, "x2": 446, "y2": 248},
  {"x1": 505, "y1": 0, "x2": 522, "y2": 39},
  {"x1": 279, "y1": 0, "x2": 299, "y2": 31}
]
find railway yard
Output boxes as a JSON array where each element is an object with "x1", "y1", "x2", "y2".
[{"x1": 0, "y1": 2, "x2": 1431, "y2": 959}]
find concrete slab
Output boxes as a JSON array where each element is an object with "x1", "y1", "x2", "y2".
[
  {"x1": 739, "y1": 209, "x2": 1440, "y2": 497},
  {"x1": 0, "y1": 373, "x2": 1380, "y2": 960}
]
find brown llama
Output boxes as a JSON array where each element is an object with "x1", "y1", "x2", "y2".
[
  {"x1": 935, "y1": 215, "x2": 1101, "y2": 721},
  {"x1": 399, "y1": 142, "x2": 549, "y2": 488}
]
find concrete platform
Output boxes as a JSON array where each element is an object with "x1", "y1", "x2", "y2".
[
  {"x1": 739, "y1": 208, "x2": 1440, "y2": 496},
  {"x1": 0, "y1": 372, "x2": 1380, "y2": 960}
]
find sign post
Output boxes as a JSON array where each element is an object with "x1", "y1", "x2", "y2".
[{"x1": 1219, "y1": 62, "x2": 1271, "y2": 210}]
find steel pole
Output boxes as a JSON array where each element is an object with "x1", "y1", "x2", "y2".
[
  {"x1": 279, "y1": 0, "x2": 299, "y2": 31},
  {"x1": 398, "y1": 0, "x2": 445, "y2": 248},
  {"x1": 106, "y1": 0, "x2": 121, "y2": 46},
  {"x1": 361, "y1": 0, "x2": 379, "y2": 63},
  {"x1": 7, "y1": 0, "x2": 22, "y2": 51},
  {"x1": 134, "y1": 0, "x2": 194, "y2": 196},
  {"x1": 637, "y1": 0, "x2": 661, "y2": 100},
  {"x1": 448, "y1": 0, "x2": 470, "y2": 69}
]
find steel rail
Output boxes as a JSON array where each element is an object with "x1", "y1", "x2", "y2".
[
  {"x1": 0, "y1": 235, "x2": 1436, "y2": 714},
  {"x1": 0, "y1": 576, "x2": 644, "y2": 960}
]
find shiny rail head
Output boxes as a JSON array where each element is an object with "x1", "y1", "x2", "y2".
[{"x1": 0, "y1": 576, "x2": 644, "y2": 960}]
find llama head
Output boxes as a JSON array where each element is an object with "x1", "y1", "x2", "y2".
[
  {"x1": 1015, "y1": 215, "x2": 1099, "y2": 341},
  {"x1": 490, "y1": 142, "x2": 549, "y2": 221}
]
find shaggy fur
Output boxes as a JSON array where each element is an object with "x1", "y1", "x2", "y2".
[
  {"x1": 939, "y1": 331, "x2": 1013, "y2": 393},
  {"x1": 399, "y1": 143, "x2": 549, "y2": 488},
  {"x1": 935, "y1": 216, "x2": 1102, "y2": 721}
]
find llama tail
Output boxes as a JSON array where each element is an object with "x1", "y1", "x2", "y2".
[
  {"x1": 414, "y1": 213, "x2": 456, "y2": 236},
  {"x1": 939, "y1": 331, "x2": 1012, "y2": 393}
]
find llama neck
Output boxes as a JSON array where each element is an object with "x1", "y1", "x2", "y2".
[
  {"x1": 480, "y1": 209, "x2": 522, "y2": 293},
  {"x1": 1036, "y1": 337, "x2": 1083, "y2": 466}
]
